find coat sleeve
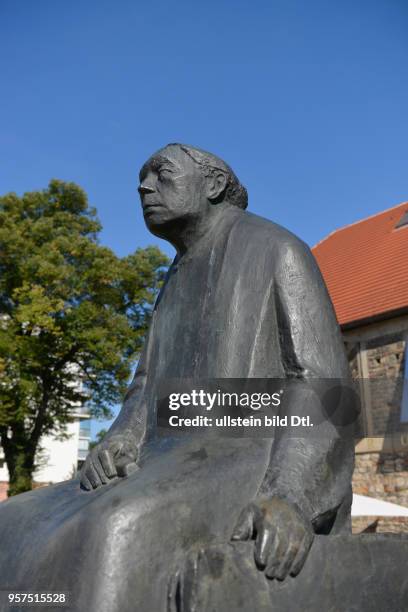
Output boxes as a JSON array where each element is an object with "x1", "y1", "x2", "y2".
[
  {"x1": 106, "y1": 337, "x2": 150, "y2": 442},
  {"x1": 107, "y1": 262, "x2": 174, "y2": 443},
  {"x1": 258, "y1": 238, "x2": 355, "y2": 533}
]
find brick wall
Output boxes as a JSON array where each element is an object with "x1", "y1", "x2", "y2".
[{"x1": 0, "y1": 481, "x2": 8, "y2": 502}]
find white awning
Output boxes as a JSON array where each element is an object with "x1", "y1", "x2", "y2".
[{"x1": 352, "y1": 494, "x2": 408, "y2": 517}]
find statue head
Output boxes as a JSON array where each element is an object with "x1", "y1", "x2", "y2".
[{"x1": 138, "y1": 144, "x2": 247, "y2": 241}]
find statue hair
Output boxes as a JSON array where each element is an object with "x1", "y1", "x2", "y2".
[{"x1": 167, "y1": 143, "x2": 248, "y2": 210}]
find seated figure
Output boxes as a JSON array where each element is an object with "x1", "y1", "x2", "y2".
[{"x1": 0, "y1": 144, "x2": 354, "y2": 612}]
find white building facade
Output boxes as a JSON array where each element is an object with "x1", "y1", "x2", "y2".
[{"x1": 0, "y1": 409, "x2": 90, "y2": 501}]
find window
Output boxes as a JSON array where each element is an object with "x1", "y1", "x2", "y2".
[
  {"x1": 395, "y1": 210, "x2": 408, "y2": 230},
  {"x1": 79, "y1": 418, "x2": 91, "y2": 439},
  {"x1": 78, "y1": 438, "x2": 89, "y2": 452}
]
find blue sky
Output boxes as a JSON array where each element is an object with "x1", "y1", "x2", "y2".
[{"x1": 1, "y1": 0, "x2": 407, "y2": 437}]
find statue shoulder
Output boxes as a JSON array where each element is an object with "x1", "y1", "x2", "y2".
[{"x1": 233, "y1": 210, "x2": 311, "y2": 261}]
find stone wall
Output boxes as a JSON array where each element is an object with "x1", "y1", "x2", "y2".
[
  {"x1": 352, "y1": 516, "x2": 408, "y2": 533},
  {"x1": 365, "y1": 336, "x2": 406, "y2": 436},
  {"x1": 345, "y1": 321, "x2": 408, "y2": 533},
  {"x1": 353, "y1": 451, "x2": 408, "y2": 505},
  {"x1": 352, "y1": 451, "x2": 408, "y2": 533}
]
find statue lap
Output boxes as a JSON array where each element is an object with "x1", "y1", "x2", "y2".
[{"x1": 0, "y1": 435, "x2": 272, "y2": 612}]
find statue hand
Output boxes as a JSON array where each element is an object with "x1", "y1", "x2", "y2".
[
  {"x1": 168, "y1": 544, "x2": 272, "y2": 612},
  {"x1": 231, "y1": 496, "x2": 313, "y2": 580},
  {"x1": 80, "y1": 433, "x2": 139, "y2": 491}
]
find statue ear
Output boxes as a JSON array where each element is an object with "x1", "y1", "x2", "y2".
[{"x1": 207, "y1": 172, "x2": 228, "y2": 203}]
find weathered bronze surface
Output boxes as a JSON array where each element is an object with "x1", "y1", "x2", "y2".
[{"x1": 0, "y1": 145, "x2": 404, "y2": 612}]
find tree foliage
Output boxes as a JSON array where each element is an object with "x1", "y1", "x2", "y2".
[
  {"x1": 0, "y1": 180, "x2": 169, "y2": 495},
  {"x1": 89, "y1": 428, "x2": 108, "y2": 450}
]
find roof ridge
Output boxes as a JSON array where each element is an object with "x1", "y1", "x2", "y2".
[{"x1": 313, "y1": 200, "x2": 408, "y2": 250}]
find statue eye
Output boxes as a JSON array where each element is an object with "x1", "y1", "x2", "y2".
[{"x1": 158, "y1": 168, "x2": 172, "y2": 180}]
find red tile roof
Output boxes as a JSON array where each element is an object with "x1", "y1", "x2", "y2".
[{"x1": 312, "y1": 202, "x2": 408, "y2": 328}]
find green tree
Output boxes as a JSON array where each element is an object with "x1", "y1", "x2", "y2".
[
  {"x1": 0, "y1": 180, "x2": 169, "y2": 496},
  {"x1": 89, "y1": 428, "x2": 107, "y2": 450}
]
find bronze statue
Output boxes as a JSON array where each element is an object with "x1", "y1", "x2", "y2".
[
  {"x1": 1, "y1": 145, "x2": 405, "y2": 612},
  {"x1": 79, "y1": 144, "x2": 353, "y2": 589}
]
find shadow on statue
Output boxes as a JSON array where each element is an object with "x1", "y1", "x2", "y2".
[{"x1": 0, "y1": 144, "x2": 406, "y2": 612}]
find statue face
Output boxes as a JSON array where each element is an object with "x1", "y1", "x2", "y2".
[{"x1": 138, "y1": 146, "x2": 208, "y2": 237}]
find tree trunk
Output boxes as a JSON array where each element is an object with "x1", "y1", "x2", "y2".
[
  {"x1": 1, "y1": 430, "x2": 36, "y2": 497},
  {"x1": 1, "y1": 386, "x2": 50, "y2": 497},
  {"x1": 7, "y1": 450, "x2": 35, "y2": 496}
]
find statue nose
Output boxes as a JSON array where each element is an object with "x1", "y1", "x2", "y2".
[{"x1": 138, "y1": 184, "x2": 155, "y2": 195}]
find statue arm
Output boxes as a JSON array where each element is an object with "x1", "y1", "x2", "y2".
[
  {"x1": 259, "y1": 239, "x2": 354, "y2": 530},
  {"x1": 231, "y1": 237, "x2": 354, "y2": 579},
  {"x1": 106, "y1": 351, "x2": 150, "y2": 443},
  {"x1": 79, "y1": 339, "x2": 151, "y2": 490},
  {"x1": 106, "y1": 257, "x2": 175, "y2": 443},
  {"x1": 80, "y1": 290, "x2": 161, "y2": 490}
]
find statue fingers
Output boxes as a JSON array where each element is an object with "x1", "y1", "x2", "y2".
[
  {"x1": 84, "y1": 455, "x2": 103, "y2": 488},
  {"x1": 183, "y1": 548, "x2": 204, "y2": 612},
  {"x1": 117, "y1": 460, "x2": 138, "y2": 478},
  {"x1": 254, "y1": 522, "x2": 274, "y2": 569},
  {"x1": 264, "y1": 540, "x2": 283, "y2": 579},
  {"x1": 273, "y1": 534, "x2": 301, "y2": 581},
  {"x1": 80, "y1": 470, "x2": 92, "y2": 491},
  {"x1": 168, "y1": 548, "x2": 203, "y2": 612},
  {"x1": 167, "y1": 568, "x2": 180, "y2": 612},
  {"x1": 114, "y1": 455, "x2": 138, "y2": 477},
  {"x1": 264, "y1": 531, "x2": 287, "y2": 579},
  {"x1": 231, "y1": 505, "x2": 255, "y2": 541},
  {"x1": 99, "y1": 449, "x2": 117, "y2": 479},
  {"x1": 91, "y1": 454, "x2": 109, "y2": 485},
  {"x1": 265, "y1": 531, "x2": 283, "y2": 579},
  {"x1": 289, "y1": 531, "x2": 314, "y2": 577}
]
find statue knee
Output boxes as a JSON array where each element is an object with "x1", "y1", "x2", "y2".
[{"x1": 103, "y1": 490, "x2": 173, "y2": 537}]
